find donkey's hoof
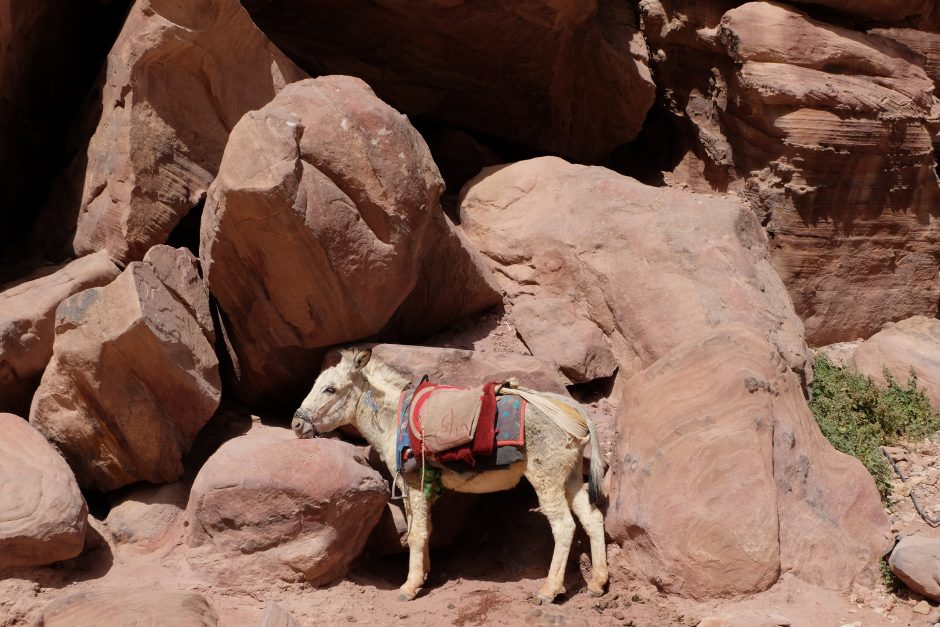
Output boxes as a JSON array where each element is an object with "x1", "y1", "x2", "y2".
[
  {"x1": 396, "y1": 591, "x2": 416, "y2": 602},
  {"x1": 585, "y1": 588, "x2": 605, "y2": 598},
  {"x1": 537, "y1": 593, "x2": 556, "y2": 605}
]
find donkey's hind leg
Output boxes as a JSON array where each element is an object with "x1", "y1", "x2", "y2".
[
  {"x1": 398, "y1": 482, "x2": 432, "y2": 601},
  {"x1": 566, "y1": 471, "x2": 608, "y2": 596},
  {"x1": 527, "y1": 468, "x2": 576, "y2": 603}
]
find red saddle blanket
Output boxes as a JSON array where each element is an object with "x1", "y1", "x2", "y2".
[{"x1": 407, "y1": 381, "x2": 498, "y2": 466}]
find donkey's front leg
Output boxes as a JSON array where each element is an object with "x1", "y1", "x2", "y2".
[{"x1": 398, "y1": 483, "x2": 433, "y2": 601}]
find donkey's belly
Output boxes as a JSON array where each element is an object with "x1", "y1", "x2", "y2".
[{"x1": 441, "y1": 461, "x2": 526, "y2": 494}]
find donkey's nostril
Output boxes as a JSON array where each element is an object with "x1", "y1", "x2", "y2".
[{"x1": 291, "y1": 417, "x2": 304, "y2": 432}]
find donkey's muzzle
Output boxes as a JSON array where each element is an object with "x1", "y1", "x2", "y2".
[{"x1": 291, "y1": 411, "x2": 315, "y2": 438}]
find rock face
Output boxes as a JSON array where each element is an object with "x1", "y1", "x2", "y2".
[
  {"x1": 0, "y1": 413, "x2": 87, "y2": 570},
  {"x1": 30, "y1": 258, "x2": 221, "y2": 491},
  {"x1": 0, "y1": 252, "x2": 120, "y2": 414},
  {"x1": 50, "y1": 0, "x2": 306, "y2": 264},
  {"x1": 646, "y1": 1, "x2": 940, "y2": 344},
  {"x1": 201, "y1": 76, "x2": 498, "y2": 408},
  {"x1": 889, "y1": 535, "x2": 940, "y2": 601},
  {"x1": 460, "y1": 157, "x2": 809, "y2": 386},
  {"x1": 32, "y1": 589, "x2": 218, "y2": 627},
  {"x1": 369, "y1": 343, "x2": 569, "y2": 394},
  {"x1": 852, "y1": 316, "x2": 940, "y2": 410},
  {"x1": 185, "y1": 425, "x2": 387, "y2": 586},
  {"x1": 606, "y1": 329, "x2": 891, "y2": 598},
  {"x1": 106, "y1": 482, "x2": 188, "y2": 551},
  {"x1": 243, "y1": 0, "x2": 655, "y2": 161}
]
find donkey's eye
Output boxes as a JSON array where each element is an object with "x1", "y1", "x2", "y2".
[{"x1": 324, "y1": 386, "x2": 336, "y2": 394}]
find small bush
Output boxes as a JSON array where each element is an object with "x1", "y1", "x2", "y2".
[{"x1": 810, "y1": 353, "x2": 940, "y2": 500}]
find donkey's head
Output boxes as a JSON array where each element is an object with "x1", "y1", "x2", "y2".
[{"x1": 292, "y1": 348, "x2": 372, "y2": 438}]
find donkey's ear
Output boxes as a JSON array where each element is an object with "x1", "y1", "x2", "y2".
[{"x1": 353, "y1": 348, "x2": 372, "y2": 370}]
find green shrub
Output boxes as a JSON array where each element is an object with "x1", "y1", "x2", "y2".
[{"x1": 810, "y1": 353, "x2": 940, "y2": 500}]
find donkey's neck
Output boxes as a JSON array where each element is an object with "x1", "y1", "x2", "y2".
[{"x1": 352, "y1": 363, "x2": 407, "y2": 461}]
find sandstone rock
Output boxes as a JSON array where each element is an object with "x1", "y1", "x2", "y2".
[
  {"x1": 143, "y1": 246, "x2": 215, "y2": 344},
  {"x1": 645, "y1": 1, "x2": 940, "y2": 344},
  {"x1": 889, "y1": 535, "x2": 940, "y2": 601},
  {"x1": 201, "y1": 76, "x2": 496, "y2": 408},
  {"x1": 369, "y1": 343, "x2": 569, "y2": 394},
  {"x1": 31, "y1": 589, "x2": 217, "y2": 627},
  {"x1": 185, "y1": 424, "x2": 387, "y2": 586},
  {"x1": 0, "y1": 413, "x2": 86, "y2": 570},
  {"x1": 606, "y1": 328, "x2": 890, "y2": 598},
  {"x1": 259, "y1": 601, "x2": 300, "y2": 627},
  {"x1": 852, "y1": 316, "x2": 940, "y2": 410},
  {"x1": 869, "y1": 29, "x2": 940, "y2": 97},
  {"x1": 243, "y1": 0, "x2": 655, "y2": 161},
  {"x1": 813, "y1": 342, "x2": 862, "y2": 368},
  {"x1": 106, "y1": 482, "x2": 187, "y2": 551},
  {"x1": 47, "y1": 0, "x2": 306, "y2": 264},
  {"x1": 0, "y1": 252, "x2": 120, "y2": 414},
  {"x1": 460, "y1": 157, "x2": 809, "y2": 386},
  {"x1": 30, "y1": 262, "x2": 221, "y2": 490}
]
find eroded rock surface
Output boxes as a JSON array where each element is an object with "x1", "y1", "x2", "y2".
[
  {"x1": 889, "y1": 535, "x2": 940, "y2": 601},
  {"x1": 32, "y1": 589, "x2": 218, "y2": 627},
  {"x1": 460, "y1": 157, "x2": 809, "y2": 386},
  {"x1": 243, "y1": 0, "x2": 655, "y2": 161},
  {"x1": 201, "y1": 76, "x2": 497, "y2": 408},
  {"x1": 644, "y1": 1, "x2": 940, "y2": 344},
  {"x1": 0, "y1": 252, "x2": 119, "y2": 413},
  {"x1": 30, "y1": 261, "x2": 220, "y2": 491},
  {"x1": 47, "y1": 0, "x2": 306, "y2": 264},
  {"x1": 185, "y1": 424, "x2": 387, "y2": 586},
  {"x1": 607, "y1": 328, "x2": 891, "y2": 598},
  {"x1": 852, "y1": 316, "x2": 940, "y2": 410},
  {"x1": 0, "y1": 413, "x2": 87, "y2": 570}
]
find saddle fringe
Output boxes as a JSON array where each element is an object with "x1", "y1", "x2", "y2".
[{"x1": 497, "y1": 379, "x2": 589, "y2": 442}]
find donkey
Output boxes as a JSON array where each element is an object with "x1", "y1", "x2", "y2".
[{"x1": 291, "y1": 348, "x2": 608, "y2": 603}]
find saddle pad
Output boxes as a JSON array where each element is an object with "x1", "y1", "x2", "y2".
[{"x1": 409, "y1": 383, "x2": 483, "y2": 453}]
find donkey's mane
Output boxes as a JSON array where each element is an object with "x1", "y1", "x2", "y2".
[{"x1": 363, "y1": 357, "x2": 411, "y2": 391}]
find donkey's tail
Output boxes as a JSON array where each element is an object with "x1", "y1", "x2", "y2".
[{"x1": 585, "y1": 414, "x2": 604, "y2": 505}]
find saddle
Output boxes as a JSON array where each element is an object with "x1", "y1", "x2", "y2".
[{"x1": 395, "y1": 380, "x2": 526, "y2": 473}]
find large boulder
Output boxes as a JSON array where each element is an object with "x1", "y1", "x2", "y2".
[
  {"x1": 31, "y1": 589, "x2": 217, "y2": 627},
  {"x1": 0, "y1": 413, "x2": 87, "y2": 570},
  {"x1": 243, "y1": 0, "x2": 655, "y2": 161},
  {"x1": 459, "y1": 157, "x2": 809, "y2": 386},
  {"x1": 185, "y1": 424, "x2": 387, "y2": 586},
  {"x1": 201, "y1": 76, "x2": 498, "y2": 408},
  {"x1": 851, "y1": 316, "x2": 940, "y2": 410},
  {"x1": 29, "y1": 257, "x2": 221, "y2": 491},
  {"x1": 607, "y1": 328, "x2": 891, "y2": 598},
  {"x1": 106, "y1": 482, "x2": 188, "y2": 552},
  {"x1": 41, "y1": 0, "x2": 306, "y2": 264},
  {"x1": 889, "y1": 535, "x2": 940, "y2": 601},
  {"x1": 0, "y1": 252, "x2": 120, "y2": 414},
  {"x1": 647, "y1": 1, "x2": 940, "y2": 344}
]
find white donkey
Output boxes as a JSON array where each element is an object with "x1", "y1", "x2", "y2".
[{"x1": 291, "y1": 348, "x2": 608, "y2": 603}]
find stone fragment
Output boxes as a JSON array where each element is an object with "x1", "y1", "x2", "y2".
[
  {"x1": 460, "y1": 157, "x2": 810, "y2": 386},
  {"x1": 30, "y1": 262, "x2": 221, "y2": 490},
  {"x1": 32, "y1": 589, "x2": 217, "y2": 627},
  {"x1": 0, "y1": 413, "x2": 86, "y2": 570},
  {"x1": 852, "y1": 316, "x2": 940, "y2": 410},
  {"x1": 607, "y1": 328, "x2": 890, "y2": 598},
  {"x1": 201, "y1": 76, "x2": 496, "y2": 407},
  {"x1": 185, "y1": 424, "x2": 387, "y2": 586},
  {"x1": 0, "y1": 252, "x2": 119, "y2": 413},
  {"x1": 45, "y1": 0, "x2": 306, "y2": 263},
  {"x1": 889, "y1": 535, "x2": 940, "y2": 601}
]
